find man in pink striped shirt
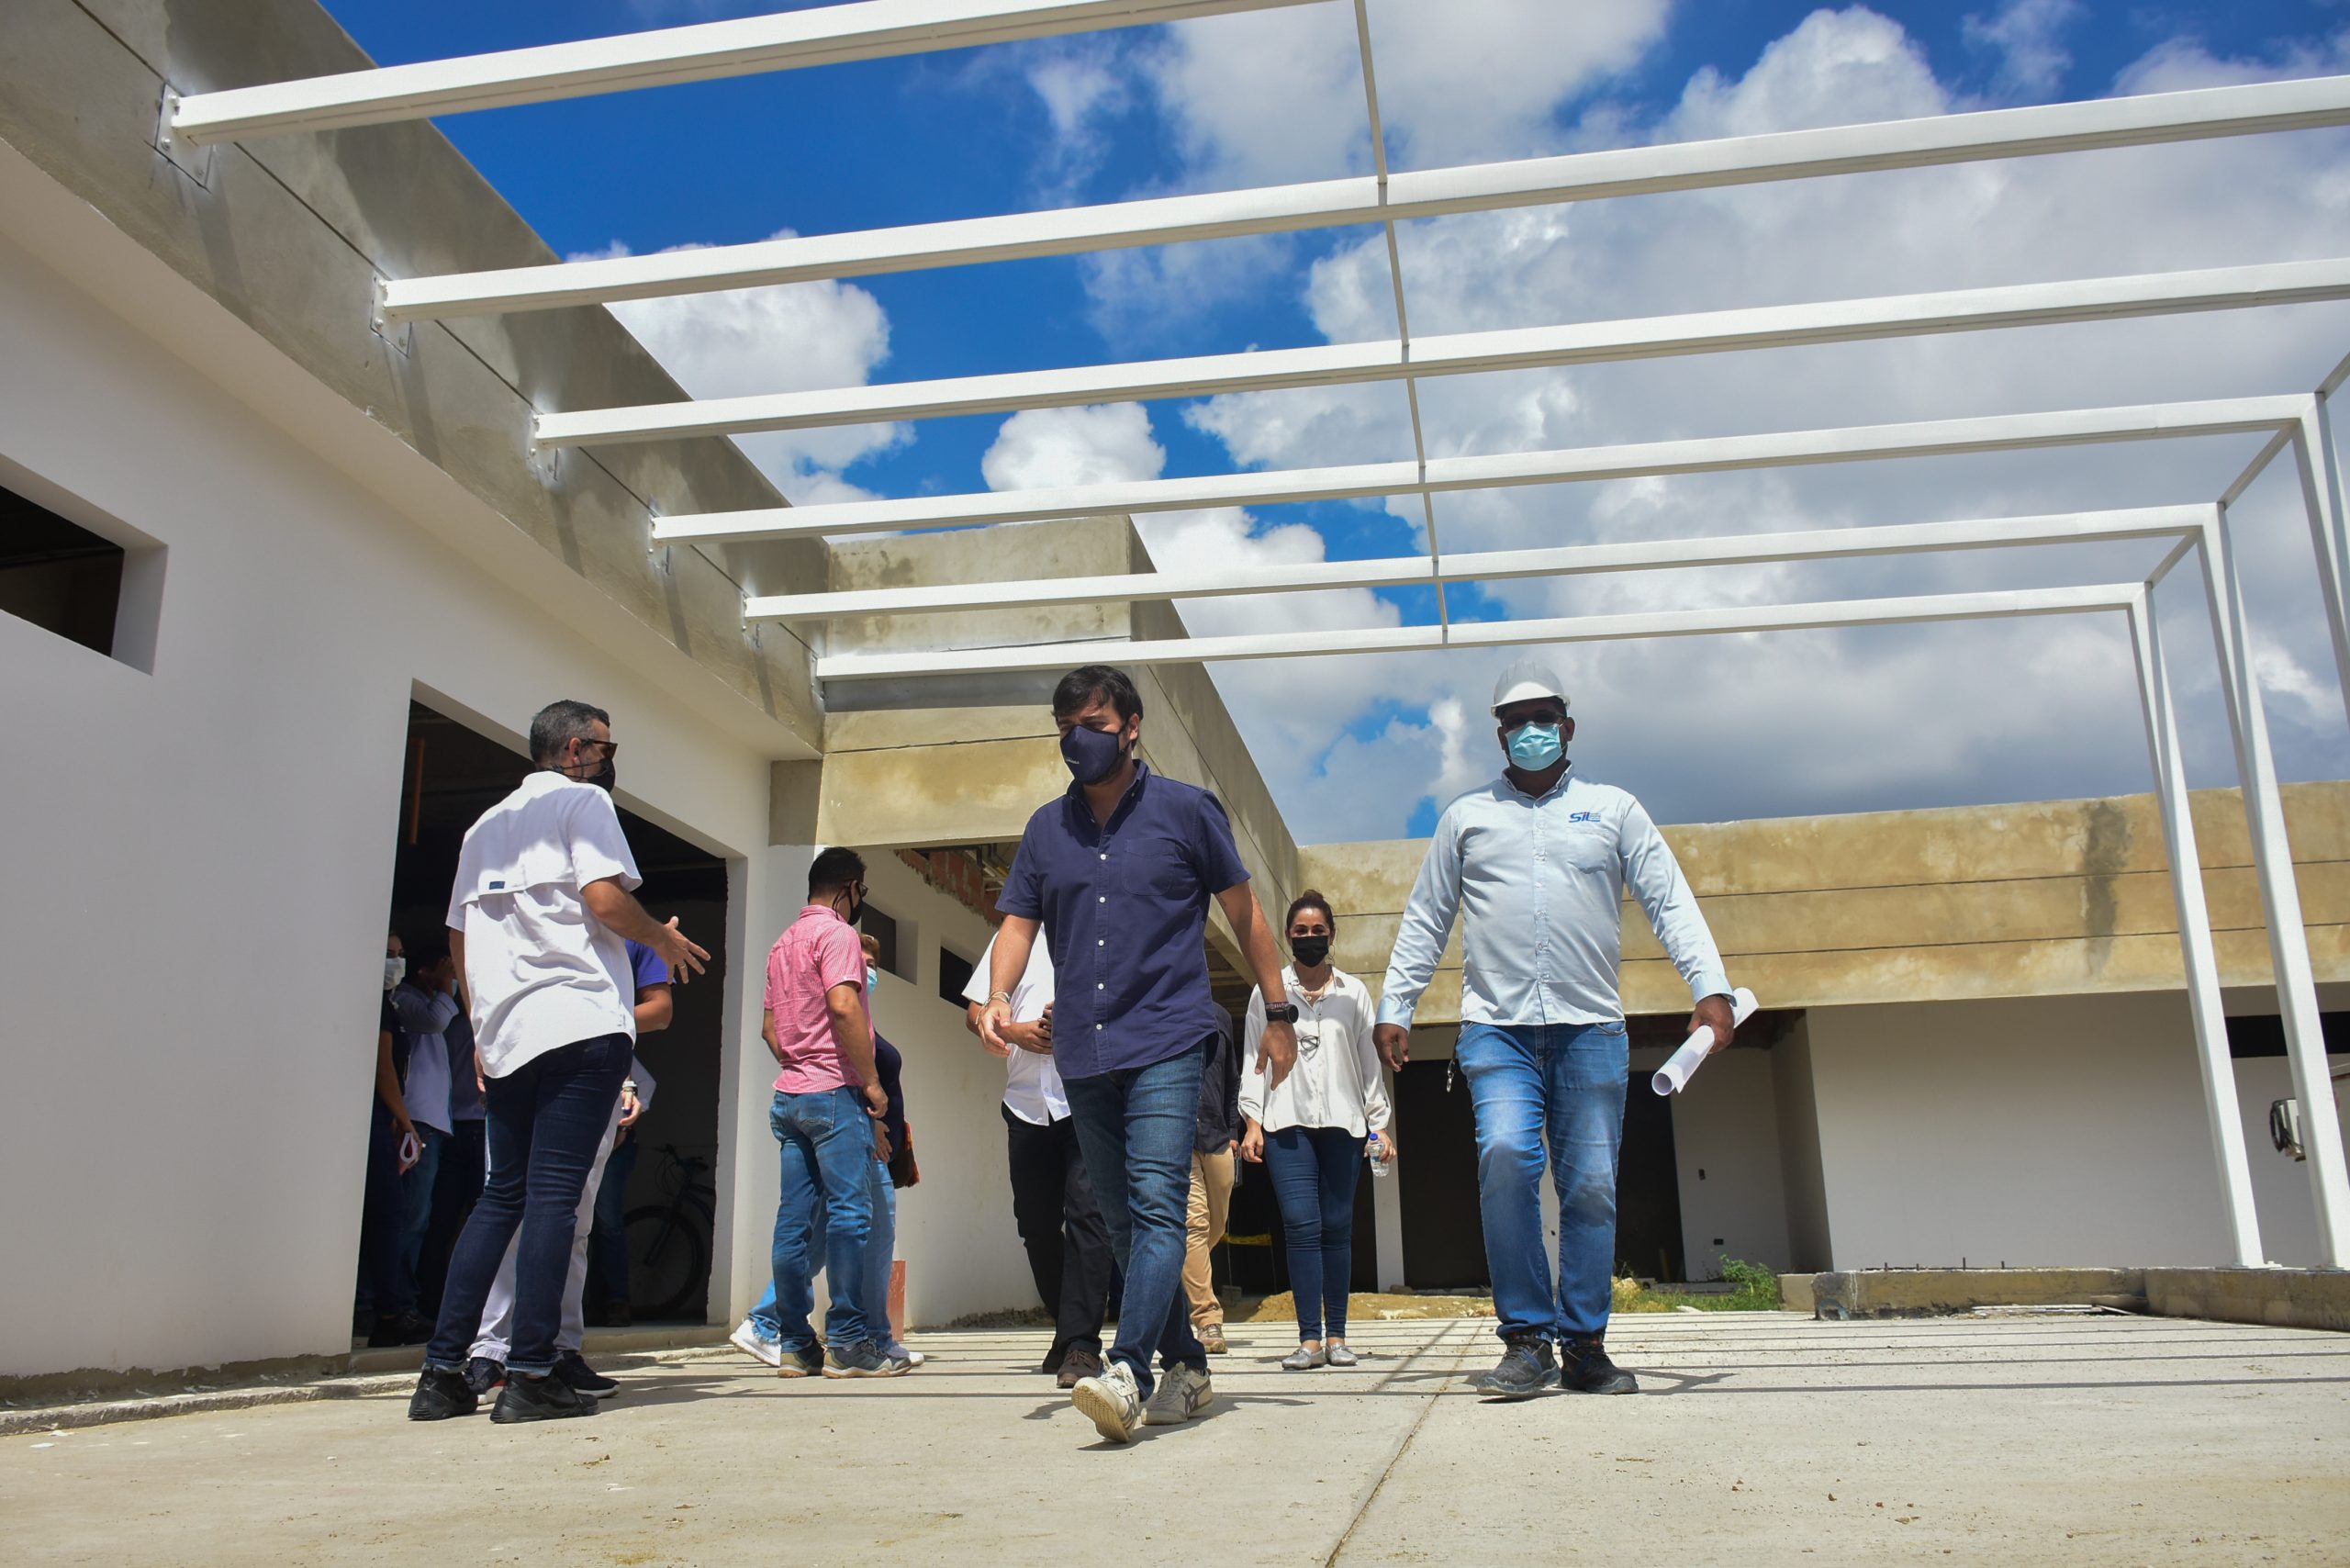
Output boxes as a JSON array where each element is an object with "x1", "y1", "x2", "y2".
[{"x1": 759, "y1": 847, "x2": 906, "y2": 1378}]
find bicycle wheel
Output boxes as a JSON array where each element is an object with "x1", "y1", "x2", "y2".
[{"x1": 624, "y1": 1204, "x2": 710, "y2": 1320}]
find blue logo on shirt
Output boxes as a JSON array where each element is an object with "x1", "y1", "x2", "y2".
[
  {"x1": 1567, "y1": 812, "x2": 1600, "y2": 823},
  {"x1": 487, "y1": 879, "x2": 506, "y2": 890}
]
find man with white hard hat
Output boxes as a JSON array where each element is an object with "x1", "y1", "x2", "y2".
[{"x1": 1374, "y1": 660, "x2": 1735, "y2": 1400}]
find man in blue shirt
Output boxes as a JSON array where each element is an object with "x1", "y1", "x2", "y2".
[
  {"x1": 1375, "y1": 661, "x2": 1736, "y2": 1401},
  {"x1": 979, "y1": 665, "x2": 1298, "y2": 1444}
]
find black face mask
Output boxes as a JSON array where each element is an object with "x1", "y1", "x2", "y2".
[
  {"x1": 1291, "y1": 936, "x2": 1331, "y2": 969},
  {"x1": 1061, "y1": 722, "x2": 1130, "y2": 786},
  {"x1": 584, "y1": 756, "x2": 616, "y2": 793},
  {"x1": 837, "y1": 892, "x2": 864, "y2": 927}
]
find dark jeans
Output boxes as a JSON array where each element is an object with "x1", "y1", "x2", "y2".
[
  {"x1": 1003, "y1": 1103, "x2": 1113, "y2": 1361},
  {"x1": 588, "y1": 1134, "x2": 640, "y2": 1310},
  {"x1": 1061, "y1": 1040, "x2": 1208, "y2": 1402},
  {"x1": 425, "y1": 1033, "x2": 632, "y2": 1375},
  {"x1": 355, "y1": 1102, "x2": 408, "y2": 1321},
  {"x1": 418, "y1": 1117, "x2": 486, "y2": 1318},
  {"x1": 1265, "y1": 1125, "x2": 1366, "y2": 1342}
]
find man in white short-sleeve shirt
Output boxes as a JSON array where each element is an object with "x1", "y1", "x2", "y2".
[
  {"x1": 409, "y1": 700, "x2": 707, "y2": 1427},
  {"x1": 962, "y1": 931, "x2": 1113, "y2": 1386}
]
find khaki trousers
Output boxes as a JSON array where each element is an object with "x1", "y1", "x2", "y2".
[{"x1": 1183, "y1": 1148, "x2": 1236, "y2": 1329}]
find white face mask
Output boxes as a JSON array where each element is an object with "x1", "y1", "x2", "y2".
[{"x1": 384, "y1": 956, "x2": 406, "y2": 991}]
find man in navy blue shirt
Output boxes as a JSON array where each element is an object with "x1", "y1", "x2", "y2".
[{"x1": 979, "y1": 665, "x2": 1297, "y2": 1444}]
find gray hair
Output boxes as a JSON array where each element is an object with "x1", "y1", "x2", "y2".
[{"x1": 528, "y1": 700, "x2": 610, "y2": 767}]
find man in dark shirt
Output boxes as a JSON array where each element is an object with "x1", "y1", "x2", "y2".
[{"x1": 979, "y1": 666, "x2": 1297, "y2": 1444}]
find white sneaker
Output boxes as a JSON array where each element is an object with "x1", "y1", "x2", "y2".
[
  {"x1": 1142, "y1": 1364, "x2": 1213, "y2": 1427},
  {"x1": 1071, "y1": 1358, "x2": 1144, "y2": 1444},
  {"x1": 730, "y1": 1319, "x2": 782, "y2": 1369}
]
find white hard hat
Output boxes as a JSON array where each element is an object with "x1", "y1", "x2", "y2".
[{"x1": 1491, "y1": 659, "x2": 1570, "y2": 715}]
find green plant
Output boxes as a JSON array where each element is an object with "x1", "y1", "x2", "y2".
[{"x1": 1718, "y1": 1256, "x2": 1781, "y2": 1310}]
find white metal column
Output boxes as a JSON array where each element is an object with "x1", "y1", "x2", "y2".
[
  {"x1": 2198, "y1": 513, "x2": 2350, "y2": 1263},
  {"x1": 2125, "y1": 589, "x2": 2265, "y2": 1266},
  {"x1": 2293, "y1": 398, "x2": 2350, "y2": 733}
]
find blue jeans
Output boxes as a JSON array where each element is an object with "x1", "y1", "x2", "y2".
[
  {"x1": 768, "y1": 1087, "x2": 877, "y2": 1350},
  {"x1": 1455, "y1": 1020, "x2": 1628, "y2": 1343},
  {"x1": 396, "y1": 1124, "x2": 446, "y2": 1315},
  {"x1": 1265, "y1": 1125, "x2": 1365, "y2": 1343},
  {"x1": 749, "y1": 1156, "x2": 897, "y2": 1346},
  {"x1": 425, "y1": 1033, "x2": 632, "y2": 1374},
  {"x1": 1061, "y1": 1040, "x2": 1208, "y2": 1402}
]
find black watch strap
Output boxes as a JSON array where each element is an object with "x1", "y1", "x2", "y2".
[{"x1": 1263, "y1": 1002, "x2": 1300, "y2": 1025}]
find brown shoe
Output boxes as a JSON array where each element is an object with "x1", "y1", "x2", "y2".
[
  {"x1": 1200, "y1": 1327, "x2": 1228, "y2": 1355},
  {"x1": 1057, "y1": 1347, "x2": 1102, "y2": 1390}
]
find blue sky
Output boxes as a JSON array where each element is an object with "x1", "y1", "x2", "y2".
[{"x1": 312, "y1": 1, "x2": 2350, "y2": 840}]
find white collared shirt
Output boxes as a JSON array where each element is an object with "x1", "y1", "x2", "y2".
[
  {"x1": 1380, "y1": 769, "x2": 1730, "y2": 1030},
  {"x1": 1240, "y1": 966, "x2": 1390, "y2": 1137},
  {"x1": 964, "y1": 931, "x2": 1067, "y2": 1125},
  {"x1": 446, "y1": 771, "x2": 642, "y2": 1077}
]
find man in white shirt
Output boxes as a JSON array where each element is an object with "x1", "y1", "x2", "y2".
[
  {"x1": 409, "y1": 700, "x2": 707, "y2": 1426},
  {"x1": 962, "y1": 929, "x2": 1113, "y2": 1389},
  {"x1": 1375, "y1": 662, "x2": 1735, "y2": 1402}
]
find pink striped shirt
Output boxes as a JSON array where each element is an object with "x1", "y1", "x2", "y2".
[{"x1": 766, "y1": 904, "x2": 867, "y2": 1093}]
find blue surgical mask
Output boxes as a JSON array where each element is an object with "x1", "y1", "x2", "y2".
[
  {"x1": 1505, "y1": 722, "x2": 1564, "y2": 772},
  {"x1": 866, "y1": 966, "x2": 878, "y2": 992}
]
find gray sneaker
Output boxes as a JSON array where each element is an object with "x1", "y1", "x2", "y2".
[
  {"x1": 822, "y1": 1340, "x2": 914, "y2": 1378},
  {"x1": 1071, "y1": 1358, "x2": 1144, "y2": 1443},
  {"x1": 1142, "y1": 1364, "x2": 1214, "y2": 1426}
]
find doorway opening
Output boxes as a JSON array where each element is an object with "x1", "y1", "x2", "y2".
[{"x1": 366, "y1": 698, "x2": 728, "y2": 1339}]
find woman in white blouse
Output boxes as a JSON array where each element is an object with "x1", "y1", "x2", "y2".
[{"x1": 1241, "y1": 890, "x2": 1396, "y2": 1370}]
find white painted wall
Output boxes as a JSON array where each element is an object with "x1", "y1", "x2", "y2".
[
  {"x1": 0, "y1": 228, "x2": 788, "y2": 1379},
  {"x1": 1802, "y1": 992, "x2": 2349, "y2": 1270},
  {"x1": 1662, "y1": 1049, "x2": 1793, "y2": 1278}
]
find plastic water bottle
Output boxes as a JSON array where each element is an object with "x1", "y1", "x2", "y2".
[{"x1": 1365, "y1": 1131, "x2": 1393, "y2": 1179}]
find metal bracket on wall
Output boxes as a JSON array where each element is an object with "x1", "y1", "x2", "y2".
[
  {"x1": 151, "y1": 90, "x2": 217, "y2": 189},
  {"x1": 368, "y1": 277, "x2": 413, "y2": 358}
]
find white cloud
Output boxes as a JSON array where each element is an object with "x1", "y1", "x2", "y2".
[
  {"x1": 1119, "y1": 7, "x2": 2350, "y2": 837},
  {"x1": 1964, "y1": 0, "x2": 2087, "y2": 99},
  {"x1": 580, "y1": 231, "x2": 907, "y2": 496}
]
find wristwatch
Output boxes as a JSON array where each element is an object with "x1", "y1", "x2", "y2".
[{"x1": 1263, "y1": 1002, "x2": 1300, "y2": 1025}]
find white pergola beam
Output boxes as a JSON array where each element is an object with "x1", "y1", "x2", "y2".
[
  {"x1": 534, "y1": 260, "x2": 2350, "y2": 448},
  {"x1": 748, "y1": 504, "x2": 2205, "y2": 623},
  {"x1": 661, "y1": 397, "x2": 2300, "y2": 543},
  {"x1": 165, "y1": 0, "x2": 1322, "y2": 146},
  {"x1": 813, "y1": 584, "x2": 2136, "y2": 680},
  {"x1": 384, "y1": 75, "x2": 2350, "y2": 321}
]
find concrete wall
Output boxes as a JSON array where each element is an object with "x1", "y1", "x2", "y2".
[
  {"x1": 1772, "y1": 1019, "x2": 1834, "y2": 1273},
  {"x1": 1306, "y1": 785, "x2": 2350, "y2": 1025},
  {"x1": 0, "y1": 220, "x2": 796, "y2": 1381},
  {"x1": 1638, "y1": 1047, "x2": 1795, "y2": 1278},
  {"x1": 1802, "y1": 991, "x2": 2350, "y2": 1271}
]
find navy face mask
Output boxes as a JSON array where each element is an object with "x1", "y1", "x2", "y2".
[{"x1": 1061, "y1": 722, "x2": 1128, "y2": 785}]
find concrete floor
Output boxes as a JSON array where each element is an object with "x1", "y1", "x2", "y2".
[{"x1": 6, "y1": 1313, "x2": 2345, "y2": 1565}]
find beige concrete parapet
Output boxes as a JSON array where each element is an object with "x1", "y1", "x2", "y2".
[{"x1": 1306, "y1": 782, "x2": 2350, "y2": 1020}]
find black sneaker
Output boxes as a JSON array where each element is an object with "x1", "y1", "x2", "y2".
[
  {"x1": 407, "y1": 1367, "x2": 478, "y2": 1421},
  {"x1": 822, "y1": 1340, "x2": 914, "y2": 1378},
  {"x1": 367, "y1": 1312, "x2": 433, "y2": 1349},
  {"x1": 463, "y1": 1357, "x2": 506, "y2": 1396},
  {"x1": 776, "y1": 1343, "x2": 825, "y2": 1379},
  {"x1": 554, "y1": 1350, "x2": 619, "y2": 1399},
  {"x1": 1469, "y1": 1338, "x2": 1560, "y2": 1400},
  {"x1": 490, "y1": 1371, "x2": 598, "y2": 1423},
  {"x1": 1563, "y1": 1337, "x2": 1639, "y2": 1394}
]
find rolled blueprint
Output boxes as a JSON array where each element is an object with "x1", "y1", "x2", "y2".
[{"x1": 1651, "y1": 987, "x2": 1760, "y2": 1096}]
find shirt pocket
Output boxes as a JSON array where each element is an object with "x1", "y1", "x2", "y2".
[
  {"x1": 1561, "y1": 823, "x2": 1617, "y2": 874},
  {"x1": 1125, "y1": 830, "x2": 1200, "y2": 903}
]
